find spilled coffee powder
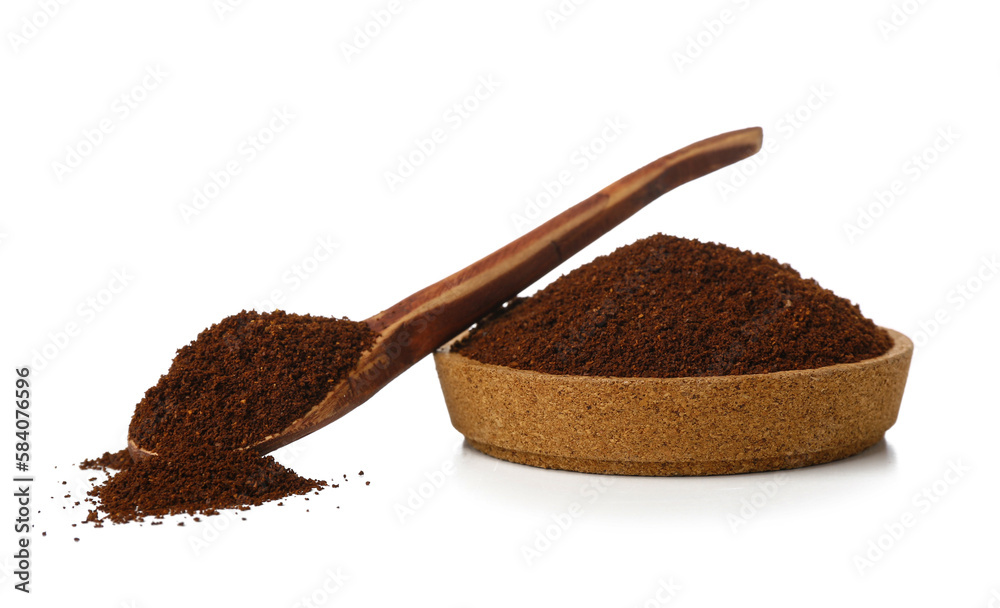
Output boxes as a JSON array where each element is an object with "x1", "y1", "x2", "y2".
[
  {"x1": 89, "y1": 447, "x2": 323, "y2": 523},
  {"x1": 80, "y1": 449, "x2": 132, "y2": 473},
  {"x1": 81, "y1": 310, "x2": 377, "y2": 524},
  {"x1": 454, "y1": 234, "x2": 891, "y2": 377}
]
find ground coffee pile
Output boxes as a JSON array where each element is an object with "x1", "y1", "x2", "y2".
[
  {"x1": 454, "y1": 234, "x2": 891, "y2": 377},
  {"x1": 130, "y1": 310, "x2": 377, "y2": 452},
  {"x1": 88, "y1": 447, "x2": 323, "y2": 523},
  {"x1": 81, "y1": 310, "x2": 377, "y2": 524},
  {"x1": 80, "y1": 449, "x2": 133, "y2": 472}
]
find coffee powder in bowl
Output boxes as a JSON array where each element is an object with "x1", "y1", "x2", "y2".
[
  {"x1": 435, "y1": 234, "x2": 913, "y2": 475},
  {"x1": 80, "y1": 310, "x2": 377, "y2": 524}
]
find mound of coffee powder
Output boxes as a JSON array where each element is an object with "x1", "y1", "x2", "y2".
[
  {"x1": 130, "y1": 310, "x2": 377, "y2": 452},
  {"x1": 89, "y1": 447, "x2": 323, "y2": 523},
  {"x1": 453, "y1": 234, "x2": 891, "y2": 377},
  {"x1": 80, "y1": 449, "x2": 133, "y2": 473},
  {"x1": 81, "y1": 310, "x2": 377, "y2": 524}
]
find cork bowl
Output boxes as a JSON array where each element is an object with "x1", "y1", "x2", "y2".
[{"x1": 433, "y1": 328, "x2": 912, "y2": 476}]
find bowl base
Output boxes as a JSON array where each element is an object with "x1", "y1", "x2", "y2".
[{"x1": 465, "y1": 433, "x2": 886, "y2": 476}]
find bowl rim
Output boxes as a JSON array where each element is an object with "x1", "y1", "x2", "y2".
[{"x1": 436, "y1": 326, "x2": 913, "y2": 384}]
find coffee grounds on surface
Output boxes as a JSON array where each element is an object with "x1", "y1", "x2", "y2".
[
  {"x1": 453, "y1": 234, "x2": 891, "y2": 378},
  {"x1": 80, "y1": 449, "x2": 133, "y2": 473},
  {"x1": 79, "y1": 310, "x2": 376, "y2": 525},
  {"x1": 88, "y1": 447, "x2": 325, "y2": 524}
]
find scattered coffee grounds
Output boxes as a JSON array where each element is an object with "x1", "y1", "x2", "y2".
[
  {"x1": 77, "y1": 310, "x2": 377, "y2": 524},
  {"x1": 130, "y1": 310, "x2": 377, "y2": 452},
  {"x1": 454, "y1": 234, "x2": 891, "y2": 377},
  {"x1": 87, "y1": 447, "x2": 323, "y2": 523},
  {"x1": 80, "y1": 449, "x2": 132, "y2": 473}
]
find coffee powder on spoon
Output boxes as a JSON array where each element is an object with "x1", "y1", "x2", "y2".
[{"x1": 79, "y1": 310, "x2": 377, "y2": 524}]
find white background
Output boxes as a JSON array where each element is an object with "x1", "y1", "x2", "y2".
[{"x1": 2, "y1": 1, "x2": 999, "y2": 606}]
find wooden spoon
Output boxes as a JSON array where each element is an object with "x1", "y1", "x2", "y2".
[{"x1": 128, "y1": 126, "x2": 762, "y2": 460}]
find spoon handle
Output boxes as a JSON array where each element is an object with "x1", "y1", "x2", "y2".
[
  {"x1": 251, "y1": 127, "x2": 764, "y2": 454},
  {"x1": 367, "y1": 127, "x2": 762, "y2": 363},
  {"x1": 134, "y1": 128, "x2": 764, "y2": 461}
]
